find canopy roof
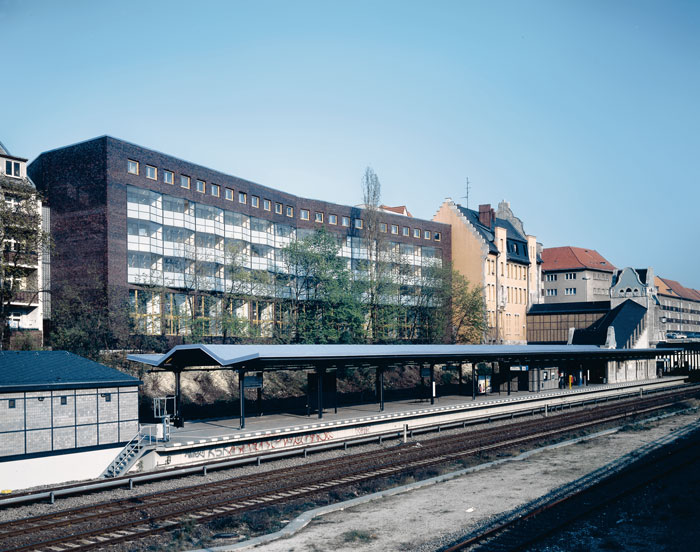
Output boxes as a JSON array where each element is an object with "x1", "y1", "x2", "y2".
[{"x1": 127, "y1": 343, "x2": 669, "y2": 372}]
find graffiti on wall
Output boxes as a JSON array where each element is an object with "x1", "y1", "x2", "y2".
[{"x1": 178, "y1": 430, "x2": 335, "y2": 461}]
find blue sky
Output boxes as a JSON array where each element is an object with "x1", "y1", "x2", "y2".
[{"x1": 2, "y1": 0, "x2": 699, "y2": 287}]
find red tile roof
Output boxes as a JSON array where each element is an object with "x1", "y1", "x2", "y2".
[
  {"x1": 656, "y1": 276, "x2": 700, "y2": 302},
  {"x1": 542, "y1": 246, "x2": 615, "y2": 272},
  {"x1": 380, "y1": 205, "x2": 413, "y2": 217}
]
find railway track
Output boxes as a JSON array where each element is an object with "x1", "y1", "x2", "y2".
[
  {"x1": 441, "y1": 414, "x2": 700, "y2": 552},
  {"x1": 1, "y1": 386, "x2": 698, "y2": 552}
]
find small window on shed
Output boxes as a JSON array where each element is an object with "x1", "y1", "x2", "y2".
[{"x1": 8, "y1": 399, "x2": 15, "y2": 409}]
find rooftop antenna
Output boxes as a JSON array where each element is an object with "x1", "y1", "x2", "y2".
[{"x1": 461, "y1": 177, "x2": 471, "y2": 210}]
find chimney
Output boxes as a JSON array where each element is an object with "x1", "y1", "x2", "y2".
[{"x1": 478, "y1": 204, "x2": 494, "y2": 227}]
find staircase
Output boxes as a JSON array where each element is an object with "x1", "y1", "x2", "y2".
[{"x1": 100, "y1": 429, "x2": 156, "y2": 478}]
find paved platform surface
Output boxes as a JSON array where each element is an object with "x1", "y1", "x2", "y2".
[{"x1": 162, "y1": 377, "x2": 686, "y2": 447}]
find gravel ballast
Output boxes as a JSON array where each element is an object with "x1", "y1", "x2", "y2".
[{"x1": 234, "y1": 407, "x2": 700, "y2": 552}]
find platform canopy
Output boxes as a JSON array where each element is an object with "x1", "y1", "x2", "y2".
[{"x1": 127, "y1": 343, "x2": 670, "y2": 373}]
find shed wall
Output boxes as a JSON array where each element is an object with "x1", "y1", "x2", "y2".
[{"x1": 0, "y1": 386, "x2": 139, "y2": 458}]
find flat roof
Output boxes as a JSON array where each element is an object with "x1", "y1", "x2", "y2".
[{"x1": 128, "y1": 343, "x2": 671, "y2": 372}]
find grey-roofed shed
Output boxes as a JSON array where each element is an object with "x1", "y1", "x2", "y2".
[
  {"x1": 128, "y1": 343, "x2": 669, "y2": 429},
  {"x1": 0, "y1": 351, "x2": 142, "y2": 460},
  {"x1": 0, "y1": 351, "x2": 142, "y2": 393}
]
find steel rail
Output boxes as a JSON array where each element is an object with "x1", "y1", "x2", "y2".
[
  {"x1": 1, "y1": 388, "x2": 697, "y2": 552},
  {"x1": 0, "y1": 381, "x2": 691, "y2": 509}
]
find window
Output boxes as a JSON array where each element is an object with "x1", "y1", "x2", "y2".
[
  {"x1": 546, "y1": 274, "x2": 558, "y2": 282},
  {"x1": 315, "y1": 212, "x2": 324, "y2": 223},
  {"x1": 424, "y1": 230, "x2": 431, "y2": 240},
  {"x1": 546, "y1": 289, "x2": 557, "y2": 296},
  {"x1": 434, "y1": 232, "x2": 441, "y2": 241},
  {"x1": 163, "y1": 170, "x2": 174, "y2": 184},
  {"x1": 181, "y1": 175, "x2": 190, "y2": 189},
  {"x1": 566, "y1": 273, "x2": 577, "y2": 280},
  {"x1": 225, "y1": 188, "x2": 234, "y2": 200},
  {"x1": 341, "y1": 216, "x2": 350, "y2": 227},
  {"x1": 565, "y1": 287, "x2": 577, "y2": 295},
  {"x1": 5, "y1": 160, "x2": 20, "y2": 177},
  {"x1": 275, "y1": 203, "x2": 283, "y2": 214},
  {"x1": 286, "y1": 206, "x2": 294, "y2": 217},
  {"x1": 8, "y1": 399, "x2": 15, "y2": 409},
  {"x1": 196, "y1": 179, "x2": 206, "y2": 193},
  {"x1": 379, "y1": 222, "x2": 387, "y2": 233},
  {"x1": 412, "y1": 228, "x2": 420, "y2": 238},
  {"x1": 239, "y1": 192, "x2": 247, "y2": 204},
  {"x1": 209, "y1": 184, "x2": 219, "y2": 197},
  {"x1": 146, "y1": 165, "x2": 157, "y2": 180},
  {"x1": 251, "y1": 196, "x2": 260, "y2": 208},
  {"x1": 391, "y1": 224, "x2": 399, "y2": 235},
  {"x1": 354, "y1": 218, "x2": 363, "y2": 229},
  {"x1": 127, "y1": 160, "x2": 139, "y2": 175},
  {"x1": 300, "y1": 209, "x2": 310, "y2": 220},
  {"x1": 60, "y1": 396, "x2": 67, "y2": 406},
  {"x1": 263, "y1": 199, "x2": 271, "y2": 211},
  {"x1": 402, "y1": 227, "x2": 409, "y2": 236},
  {"x1": 329, "y1": 214, "x2": 338, "y2": 225}
]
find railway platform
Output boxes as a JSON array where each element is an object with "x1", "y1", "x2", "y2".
[{"x1": 139, "y1": 376, "x2": 687, "y2": 472}]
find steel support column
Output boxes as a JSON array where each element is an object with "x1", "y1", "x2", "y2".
[
  {"x1": 174, "y1": 369, "x2": 183, "y2": 427},
  {"x1": 430, "y1": 364, "x2": 435, "y2": 405},
  {"x1": 239, "y1": 368, "x2": 246, "y2": 429},
  {"x1": 317, "y1": 366, "x2": 325, "y2": 419},
  {"x1": 377, "y1": 367, "x2": 385, "y2": 412},
  {"x1": 472, "y1": 363, "x2": 476, "y2": 400}
]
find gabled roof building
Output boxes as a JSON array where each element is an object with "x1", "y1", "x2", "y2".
[
  {"x1": 541, "y1": 246, "x2": 615, "y2": 304},
  {"x1": 434, "y1": 200, "x2": 540, "y2": 344},
  {"x1": 653, "y1": 275, "x2": 700, "y2": 341}
]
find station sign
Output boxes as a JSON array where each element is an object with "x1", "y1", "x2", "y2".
[
  {"x1": 243, "y1": 375, "x2": 263, "y2": 389},
  {"x1": 420, "y1": 367, "x2": 432, "y2": 378},
  {"x1": 510, "y1": 365, "x2": 529, "y2": 371}
]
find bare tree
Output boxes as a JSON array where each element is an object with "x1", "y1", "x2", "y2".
[{"x1": 361, "y1": 167, "x2": 384, "y2": 342}]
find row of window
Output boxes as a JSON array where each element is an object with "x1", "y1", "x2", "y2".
[
  {"x1": 127, "y1": 160, "x2": 441, "y2": 242},
  {"x1": 6, "y1": 394, "x2": 112, "y2": 408},
  {"x1": 546, "y1": 288, "x2": 578, "y2": 296},
  {"x1": 545, "y1": 272, "x2": 578, "y2": 282}
]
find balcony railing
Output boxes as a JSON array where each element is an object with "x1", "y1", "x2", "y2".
[
  {"x1": 2, "y1": 250, "x2": 39, "y2": 267},
  {"x1": 8, "y1": 290, "x2": 40, "y2": 306}
]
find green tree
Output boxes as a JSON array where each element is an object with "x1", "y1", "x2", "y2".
[
  {"x1": 49, "y1": 281, "x2": 130, "y2": 360},
  {"x1": 219, "y1": 239, "x2": 271, "y2": 341},
  {"x1": 449, "y1": 269, "x2": 486, "y2": 343},
  {"x1": 0, "y1": 177, "x2": 49, "y2": 348},
  {"x1": 281, "y1": 229, "x2": 363, "y2": 343}
]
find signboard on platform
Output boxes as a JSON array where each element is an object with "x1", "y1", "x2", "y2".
[
  {"x1": 420, "y1": 367, "x2": 431, "y2": 378},
  {"x1": 510, "y1": 365, "x2": 529, "y2": 371},
  {"x1": 243, "y1": 375, "x2": 263, "y2": 389},
  {"x1": 477, "y1": 375, "x2": 491, "y2": 394}
]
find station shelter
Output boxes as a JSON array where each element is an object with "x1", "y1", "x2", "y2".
[{"x1": 128, "y1": 344, "x2": 674, "y2": 429}]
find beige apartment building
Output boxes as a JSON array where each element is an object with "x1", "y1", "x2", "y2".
[
  {"x1": 541, "y1": 246, "x2": 615, "y2": 303},
  {"x1": 434, "y1": 200, "x2": 540, "y2": 344}
]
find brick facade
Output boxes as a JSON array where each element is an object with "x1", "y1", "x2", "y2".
[{"x1": 29, "y1": 136, "x2": 451, "y2": 340}]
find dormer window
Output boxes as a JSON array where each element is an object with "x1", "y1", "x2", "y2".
[{"x1": 5, "y1": 160, "x2": 20, "y2": 177}]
